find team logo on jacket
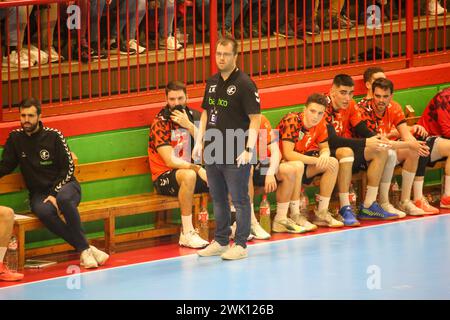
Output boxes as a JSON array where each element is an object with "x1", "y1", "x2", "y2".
[
  {"x1": 227, "y1": 85, "x2": 237, "y2": 96},
  {"x1": 40, "y1": 149, "x2": 50, "y2": 160}
]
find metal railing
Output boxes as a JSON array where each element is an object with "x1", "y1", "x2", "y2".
[{"x1": 0, "y1": 0, "x2": 448, "y2": 118}]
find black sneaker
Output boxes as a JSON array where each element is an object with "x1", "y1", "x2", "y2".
[
  {"x1": 109, "y1": 39, "x2": 136, "y2": 55},
  {"x1": 324, "y1": 14, "x2": 355, "y2": 29},
  {"x1": 91, "y1": 42, "x2": 107, "y2": 59}
]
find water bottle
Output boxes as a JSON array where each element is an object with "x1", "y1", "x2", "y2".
[
  {"x1": 259, "y1": 195, "x2": 271, "y2": 234},
  {"x1": 391, "y1": 178, "x2": 400, "y2": 207},
  {"x1": 198, "y1": 197, "x2": 209, "y2": 241},
  {"x1": 349, "y1": 183, "x2": 357, "y2": 213},
  {"x1": 6, "y1": 235, "x2": 18, "y2": 273},
  {"x1": 299, "y1": 189, "x2": 309, "y2": 216}
]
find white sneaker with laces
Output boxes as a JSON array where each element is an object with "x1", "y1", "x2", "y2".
[
  {"x1": 250, "y1": 222, "x2": 271, "y2": 240},
  {"x1": 221, "y1": 244, "x2": 248, "y2": 260},
  {"x1": 272, "y1": 218, "x2": 308, "y2": 233},
  {"x1": 380, "y1": 202, "x2": 406, "y2": 218},
  {"x1": 291, "y1": 214, "x2": 318, "y2": 231},
  {"x1": 197, "y1": 240, "x2": 229, "y2": 257},
  {"x1": 163, "y1": 36, "x2": 182, "y2": 50},
  {"x1": 80, "y1": 248, "x2": 98, "y2": 269},
  {"x1": 28, "y1": 45, "x2": 49, "y2": 65},
  {"x1": 2, "y1": 50, "x2": 31, "y2": 68},
  {"x1": 89, "y1": 245, "x2": 109, "y2": 265},
  {"x1": 428, "y1": 0, "x2": 446, "y2": 15},
  {"x1": 230, "y1": 221, "x2": 255, "y2": 241},
  {"x1": 128, "y1": 40, "x2": 146, "y2": 54},
  {"x1": 179, "y1": 229, "x2": 209, "y2": 249},
  {"x1": 44, "y1": 46, "x2": 63, "y2": 62},
  {"x1": 399, "y1": 200, "x2": 425, "y2": 216}
]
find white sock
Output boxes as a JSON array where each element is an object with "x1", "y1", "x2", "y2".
[
  {"x1": 250, "y1": 203, "x2": 258, "y2": 224},
  {"x1": 0, "y1": 247, "x2": 6, "y2": 262},
  {"x1": 401, "y1": 170, "x2": 416, "y2": 202},
  {"x1": 339, "y1": 193, "x2": 350, "y2": 208},
  {"x1": 364, "y1": 186, "x2": 379, "y2": 208},
  {"x1": 289, "y1": 200, "x2": 300, "y2": 216},
  {"x1": 445, "y1": 176, "x2": 450, "y2": 196},
  {"x1": 181, "y1": 215, "x2": 194, "y2": 233},
  {"x1": 413, "y1": 180, "x2": 424, "y2": 201},
  {"x1": 274, "y1": 202, "x2": 290, "y2": 221},
  {"x1": 317, "y1": 195, "x2": 331, "y2": 212},
  {"x1": 379, "y1": 182, "x2": 391, "y2": 204}
]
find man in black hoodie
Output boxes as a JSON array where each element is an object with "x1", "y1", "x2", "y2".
[{"x1": 0, "y1": 98, "x2": 108, "y2": 269}]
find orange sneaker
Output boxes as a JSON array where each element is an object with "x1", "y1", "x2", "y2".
[
  {"x1": 440, "y1": 195, "x2": 450, "y2": 208},
  {"x1": 414, "y1": 198, "x2": 440, "y2": 214},
  {"x1": 0, "y1": 262, "x2": 24, "y2": 282}
]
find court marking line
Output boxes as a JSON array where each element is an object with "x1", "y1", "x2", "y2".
[{"x1": 0, "y1": 213, "x2": 447, "y2": 291}]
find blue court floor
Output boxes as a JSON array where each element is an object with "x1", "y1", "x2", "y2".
[{"x1": 1, "y1": 215, "x2": 449, "y2": 300}]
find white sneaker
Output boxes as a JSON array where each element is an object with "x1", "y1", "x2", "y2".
[
  {"x1": 230, "y1": 221, "x2": 255, "y2": 241},
  {"x1": 179, "y1": 229, "x2": 209, "y2": 249},
  {"x1": 161, "y1": 36, "x2": 182, "y2": 51},
  {"x1": 380, "y1": 202, "x2": 406, "y2": 219},
  {"x1": 399, "y1": 200, "x2": 426, "y2": 216},
  {"x1": 250, "y1": 222, "x2": 271, "y2": 240},
  {"x1": 197, "y1": 240, "x2": 229, "y2": 257},
  {"x1": 313, "y1": 209, "x2": 344, "y2": 228},
  {"x1": 28, "y1": 45, "x2": 49, "y2": 65},
  {"x1": 428, "y1": 0, "x2": 446, "y2": 15},
  {"x1": 221, "y1": 244, "x2": 248, "y2": 260},
  {"x1": 291, "y1": 214, "x2": 318, "y2": 231},
  {"x1": 89, "y1": 245, "x2": 109, "y2": 266},
  {"x1": 2, "y1": 50, "x2": 31, "y2": 69},
  {"x1": 128, "y1": 39, "x2": 146, "y2": 54},
  {"x1": 272, "y1": 218, "x2": 308, "y2": 233},
  {"x1": 80, "y1": 248, "x2": 98, "y2": 269},
  {"x1": 44, "y1": 46, "x2": 63, "y2": 62}
]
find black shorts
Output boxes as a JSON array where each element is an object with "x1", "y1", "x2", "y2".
[
  {"x1": 153, "y1": 169, "x2": 209, "y2": 196},
  {"x1": 330, "y1": 146, "x2": 368, "y2": 174},
  {"x1": 417, "y1": 136, "x2": 444, "y2": 176},
  {"x1": 252, "y1": 161, "x2": 281, "y2": 187},
  {"x1": 302, "y1": 150, "x2": 322, "y2": 185}
]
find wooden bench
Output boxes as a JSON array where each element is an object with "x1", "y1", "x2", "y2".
[{"x1": 1, "y1": 155, "x2": 208, "y2": 269}]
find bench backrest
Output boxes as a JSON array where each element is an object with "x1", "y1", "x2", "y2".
[{"x1": 0, "y1": 155, "x2": 150, "y2": 194}]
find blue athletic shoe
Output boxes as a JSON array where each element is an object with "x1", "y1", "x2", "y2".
[
  {"x1": 358, "y1": 202, "x2": 399, "y2": 220},
  {"x1": 339, "y1": 205, "x2": 360, "y2": 227}
]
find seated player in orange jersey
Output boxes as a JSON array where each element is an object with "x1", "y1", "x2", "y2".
[
  {"x1": 325, "y1": 74, "x2": 397, "y2": 224},
  {"x1": 148, "y1": 81, "x2": 209, "y2": 249},
  {"x1": 358, "y1": 77, "x2": 431, "y2": 216},
  {"x1": 277, "y1": 93, "x2": 343, "y2": 228}
]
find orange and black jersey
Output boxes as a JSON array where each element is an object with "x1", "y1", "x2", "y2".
[
  {"x1": 257, "y1": 115, "x2": 278, "y2": 161},
  {"x1": 418, "y1": 87, "x2": 450, "y2": 138},
  {"x1": 324, "y1": 95, "x2": 375, "y2": 150},
  {"x1": 148, "y1": 107, "x2": 197, "y2": 181},
  {"x1": 357, "y1": 98, "x2": 406, "y2": 138},
  {"x1": 276, "y1": 112, "x2": 328, "y2": 155}
]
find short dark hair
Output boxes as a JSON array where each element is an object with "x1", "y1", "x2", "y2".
[
  {"x1": 372, "y1": 78, "x2": 394, "y2": 94},
  {"x1": 306, "y1": 93, "x2": 328, "y2": 109},
  {"x1": 19, "y1": 98, "x2": 41, "y2": 115},
  {"x1": 332, "y1": 74, "x2": 354, "y2": 88},
  {"x1": 165, "y1": 81, "x2": 187, "y2": 96},
  {"x1": 216, "y1": 35, "x2": 238, "y2": 56},
  {"x1": 363, "y1": 67, "x2": 385, "y2": 83}
]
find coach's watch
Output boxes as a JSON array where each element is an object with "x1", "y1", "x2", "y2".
[{"x1": 245, "y1": 147, "x2": 254, "y2": 153}]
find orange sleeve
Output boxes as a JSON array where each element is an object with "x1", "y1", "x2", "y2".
[
  {"x1": 349, "y1": 100, "x2": 363, "y2": 127},
  {"x1": 391, "y1": 101, "x2": 406, "y2": 127}
]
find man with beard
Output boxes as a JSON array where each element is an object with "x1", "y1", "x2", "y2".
[
  {"x1": 148, "y1": 81, "x2": 209, "y2": 249},
  {"x1": 0, "y1": 98, "x2": 109, "y2": 269}
]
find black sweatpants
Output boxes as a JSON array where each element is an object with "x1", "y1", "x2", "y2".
[{"x1": 30, "y1": 181, "x2": 89, "y2": 252}]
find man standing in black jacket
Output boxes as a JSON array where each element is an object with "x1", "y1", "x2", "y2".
[{"x1": 0, "y1": 98, "x2": 109, "y2": 269}]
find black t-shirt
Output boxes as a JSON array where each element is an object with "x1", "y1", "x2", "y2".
[{"x1": 201, "y1": 68, "x2": 260, "y2": 164}]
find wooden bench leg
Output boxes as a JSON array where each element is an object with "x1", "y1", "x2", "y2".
[
  {"x1": 104, "y1": 216, "x2": 115, "y2": 254},
  {"x1": 14, "y1": 224, "x2": 26, "y2": 271}
]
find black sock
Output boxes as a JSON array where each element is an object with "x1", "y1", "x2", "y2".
[{"x1": 8, "y1": 46, "x2": 17, "y2": 54}]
